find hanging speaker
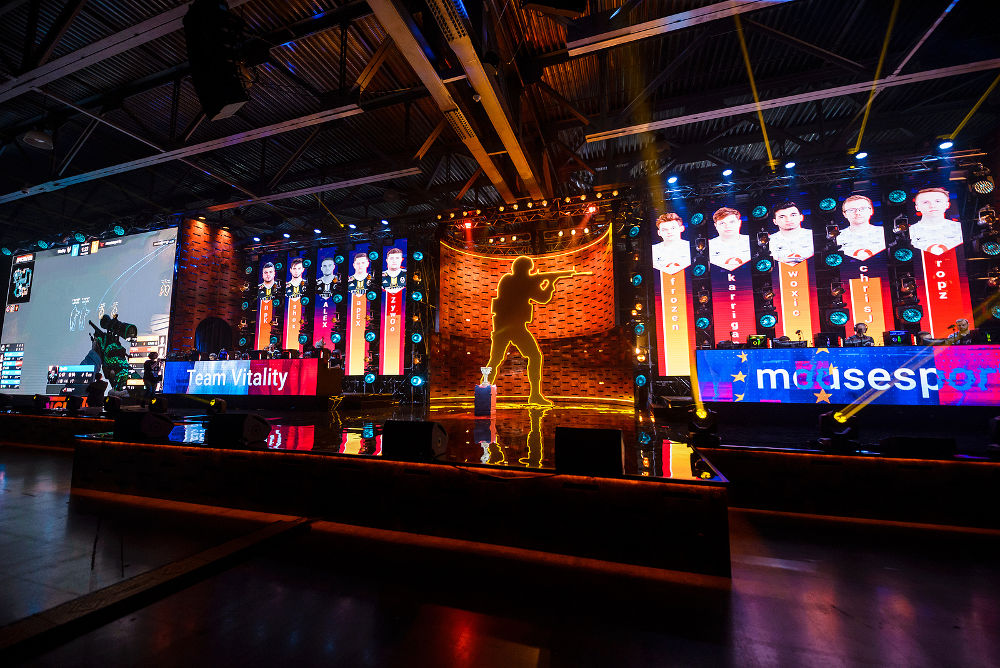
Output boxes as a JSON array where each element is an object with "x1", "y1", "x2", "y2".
[
  {"x1": 381, "y1": 420, "x2": 448, "y2": 462},
  {"x1": 113, "y1": 411, "x2": 176, "y2": 443},
  {"x1": 554, "y1": 427, "x2": 624, "y2": 477},
  {"x1": 183, "y1": 0, "x2": 249, "y2": 120}
]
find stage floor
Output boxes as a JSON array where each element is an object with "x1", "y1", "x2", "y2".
[{"x1": 99, "y1": 401, "x2": 719, "y2": 482}]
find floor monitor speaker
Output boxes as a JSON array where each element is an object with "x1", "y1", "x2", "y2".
[
  {"x1": 554, "y1": 427, "x2": 624, "y2": 477},
  {"x1": 381, "y1": 420, "x2": 448, "y2": 462},
  {"x1": 205, "y1": 413, "x2": 272, "y2": 449},
  {"x1": 113, "y1": 411, "x2": 175, "y2": 443}
]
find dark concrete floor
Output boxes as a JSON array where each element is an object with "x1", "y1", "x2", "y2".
[{"x1": 3, "y1": 444, "x2": 1000, "y2": 667}]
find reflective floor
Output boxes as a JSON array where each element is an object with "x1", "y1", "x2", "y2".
[
  {"x1": 3, "y1": 444, "x2": 999, "y2": 666},
  {"x1": 148, "y1": 402, "x2": 719, "y2": 481}
]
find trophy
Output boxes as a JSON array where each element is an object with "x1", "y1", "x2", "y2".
[{"x1": 474, "y1": 366, "x2": 496, "y2": 416}]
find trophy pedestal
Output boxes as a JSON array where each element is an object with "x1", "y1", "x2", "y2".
[{"x1": 474, "y1": 383, "x2": 497, "y2": 416}]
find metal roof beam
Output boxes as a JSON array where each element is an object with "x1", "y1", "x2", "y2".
[
  {"x1": 0, "y1": 0, "x2": 252, "y2": 105},
  {"x1": 586, "y1": 58, "x2": 1000, "y2": 142}
]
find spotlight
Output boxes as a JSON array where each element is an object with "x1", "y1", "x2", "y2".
[
  {"x1": 687, "y1": 406, "x2": 719, "y2": 447},
  {"x1": 558, "y1": 231, "x2": 563, "y2": 237},
  {"x1": 1, "y1": 248, "x2": 11, "y2": 256},
  {"x1": 498, "y1": 206, "x2": 505, "y2": 212},
  {"x1": 73, "y1": 232, "x2": 87, "y2": 243},
  {"x1": 855, "y1": 151, "x2": 868, "y2": 159},
  {"x1": 348, "y1": 223, "x2": 357, "y2": 229},
  {"x1": 253, "y1": 236, "x2": 260, "y2": 242},
  {"x1": 667, "y1": 175, "x2": 678, "y2": 184},
  {"x1": 785, "y1": 161, "x2": 796, "y2": 169},
  {"x1": 410, "y1": 375, "x2": 425, "y2": 387},
  {"x1": 586, "y1": 205, "x2": 597, "y2": 214},
  {"x1": 939, "y1": 140, "x2": 954, "y2": 150},
  {"x1": 512, "y1": 204, "x2": 518, "y2": 210},
  {"x1": 584, "y1": 227, "x2": 589, "y2": 233},
  {"x1": 112, "y1": 225, "x2": 125, "y2": 236},
  {"x1": 209, "y1": 398, "x2": 227, "y2": 414},
  {"x1": 314, "y1": 228, "x2": 322, "y2": 234},
  {"x1": 283, "y1": 233, "x2": 290, "y2": 238},
  {"x1": 381, "y1": 219, "x2": 389, "y2": 226},
  {"x1": 971, "y1": 168, "x2": 994, "y2": 195},
  {"x1": 817, "y1": 411, "x2": 858, "y2": 453},
  {"x1": 722, "y1": 169, "x2": 733, "y2": 177},
  {"x1": 612, "y1": 190, "x2": 618, "y2": 196},
  {"x1": 464, "y1": 221, "x2": 472, "y2": 229}
]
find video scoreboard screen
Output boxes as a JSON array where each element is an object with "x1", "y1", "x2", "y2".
[{"x1": 0, "y1": 228, "x2": 177, "y2": 395}]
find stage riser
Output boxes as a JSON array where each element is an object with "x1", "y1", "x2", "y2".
[
  {"x1": 71, "y1": 440, "x2": 731, "y2": 577},
  {"x1": 0, "y1": 414, "x2": 113, "y2": 448},
  {"x1": 701, "y1": 447, "x2": 1000, "y2": 529}
]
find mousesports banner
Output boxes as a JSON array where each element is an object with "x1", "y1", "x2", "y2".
[
  {"x1": 163, "y1": 359, "x2": 319, "y2": 395},
  {"x1": 696, "y1": 346, "x2": 1000, "y2": 406}
]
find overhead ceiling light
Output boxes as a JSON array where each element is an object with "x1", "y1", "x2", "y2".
[
  {"x1": 855, "y1": 151, "x2": 868, "y2": 159},
  {"x1": 785, "y1": 161, "x2": 796, "y2": 169},
  {"x1": 381, "y1": 219, "x2": 389, "y2": 226},
  {"x1": 722, "y1": 169, "x2": 733, "y2": 177},
  {"x1": 252, "y1": 236, "x2": 261, "y2": 242},
  {"x1": 20, "y1": 129, "x2": 53, "y2": 150},
  {"x1": 313, "y1": 228, "x2": 322, "y2": 234},
  {"x1": 667, "y1": 175, "x2": 678, "y2": 184},
  {"x1": 939, "y1": 140, "x2": 954, "y2": 150},
  {"x1": 348, "y1": 223, "x2": 357, "y2": 229},
  {"x1": 282, "y1": 233, "x2": 290, "y2": 238}
]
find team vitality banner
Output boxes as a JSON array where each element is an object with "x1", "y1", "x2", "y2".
[
  {"x1": 379, "y1": 240, "x2": 407, "y2": 375},
  {"x1": 695, "y1": 346, "x2": 1000, "y2": 406},
  {"x1": 843, "y1": 256, "x2": 893, "y2": 342},
  {"x1": 710, "y1": 262, "x2": 756, "y2": 342},
  {"x1": 313, "y1": 246, "x2": 340, "y2": 349},
  {"x1": 654, "y1": 265, "x2": 694, "y2": 376},
  {"x1": 773, "y1": 259, "x2": 820, "y2": 341},
  {"x1": 915, "y1": 247, "x2": 974, "y2": 337},
  {"x1": 255, "y1": 252, "x2": 279, "y2": 349},
  {"x1": 163, "y1": 359, "x2": 319, "y2": 395},
  {"x1": 345, "y1": 243, "x2": 374, "y2": 376}
]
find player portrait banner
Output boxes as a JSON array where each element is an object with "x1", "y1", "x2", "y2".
[
  {"x1": 696, "y1": 346, "x2": 1000, "y2": 407},
  {"x1": 773, "y1": 259, "x2": 820, "y2": 341},
  {"x1": 654, "y1": 267, "x2": 694, "y2": 376},
  {"x1": 915, "y1": 246, "x2": 974, "y2": 337},
  {"x1": 379, "y1": 240, "x2": 407, "y2": 376},
  {"x1": 844, "y1": 256, "x2": 893, "y2": 341},
  {"x1": 345, "y1": 243, "x2": 375, "y2": 376},
  {"x1": 313, "y1": 246, "x2": 340, "y2": 350},
  {"x1": 255, "y1": 252, "x2": 279, "y2": 350},
  {"x1": 710, "y1": 262, "x2": 756, "y2": 343},
  {"x1": 283, "y1": 252, "x2": 308, "y2": 350}
]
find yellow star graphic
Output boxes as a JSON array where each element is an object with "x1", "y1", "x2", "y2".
[
  {"x1": 737, "y1": 351, "x2": 748, "y2": 363},
  {"x1": 732, "y1": 371, "x2": 747, "y2": 383},
  {"x1": 816, "y1": 348, "x2": 829, "y2": 354},
  {"x1": 814, "y1": 388, "x2": 832, "y2": 403},
  {"x1": 735, "y1": 393, "x2": 745, "y2": 402}
]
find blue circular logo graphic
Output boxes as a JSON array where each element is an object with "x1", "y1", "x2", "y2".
[
  {"x1": 825, "y1": 253, "x2": 843, "y2": 267},
  {"x1": 365, "y1": 331, "x2": 376, "y2": 342},
  {"x1": 335, "y1": 254, "x2": 345, "y2": 264},
  {"x1": 299, "y1": 334, "x2": 309, "y2": 344},
  {"x1": 752, "y1": 205, "x2": 768, "y2": 219},
  {"x1": 241, "y1": 301, "x2": 248, "y2": 310},
  {"x1": 635, "y1": 374, "x2": 648, "y2": 387},
  {"x1": 272, "y1": 298, "x2": 281, "y2": 307},
  {"x1": 634, "y1": 323, "x2": 645, "y2": 336},
  {"x1": 239, "y1": 337, "x2": 247, "y2": 346},
  {"x1": 331, "y1": 333, "x2": 342, "y2": 343},
  {"x1": 410, "y1": 375, "x2": 425, "y2": 387},
  {"x1": 690, "y1": 213, "x2": 704, "y2": 225},
  {"x1": 901, "y1": 307, "x2": 922, "y2": 323},
  {"x1": 270, "y1": 335, "x2": 279, "y2": 344},
  {"x1": 759, "y1": 314, "x2": 777, "y2": 328},
  {"x1": 332, "y1": 293, "x2": 343, "y2": 303},
  {"x1": 303, "y1": 259, "x2": 311, "y2": 267},
  {"x1": 412, "y1": 291, "x2": 423, "y2": 302},
  {"x1": 695, "y1": 317, "x2": 711, "y2": 329},
  {"x1": 755, "y1": 258, "x2": 773, "y2": 272},
  {"x1": 245, "y1": 266, "x2": 253, "y2": 274},
  {"x1": 366, "y1": 290, "x2": 377, "y2": 301},
  {"x1": 889, "y1": 189, "x2": 908, "y2": 204},
  {"x1": 275, "y1": 262, "x2": 283, "y2": 270},
  {"x1": 412, "y1": 251, "x2": 424, "y2": 261},
  {"x1": 638, "y1": 431, "x2": 652, "y2": 445},
  {"x1": 368, "y1": 251, "x2": 379, "y2": 261},
  {"x1": 829, "y1": 310, "x2": 849, "y2": 326},
  {"x1": 819, "y1": 198, "x2": 837, "y2": 211},
  {"x1": 411, "y1": 333, "x2": 423, "y2": 343},
  {"x1": 692, "y1": 263, "x2": 707, "y2": 277},
  {"x1": 301, "y1": 297, "x2": 310, "y2": 306},
  {"x1": 364, "y1": 373, "x2": 376, "y2": 384},
  {"x1": 628, "y1": 226, "x2": 641, "y2": 237},
  {"x1": 631, "y1": 274, "x2": 643, "y2": 286},
  {"x1": 893, "y1": 248, "x2": 914, "y2": 262}
]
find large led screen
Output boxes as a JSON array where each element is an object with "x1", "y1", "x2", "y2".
[{"x1": 1, "y1": 228, "x2": 177, "y2": 394}]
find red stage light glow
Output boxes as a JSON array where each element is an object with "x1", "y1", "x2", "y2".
[
  {"x1": 464, "y1": 221, "x2": 472, "y2": 229},
  {"x1": 587, "y1": 205, "x2": 598, "y2": 214}
]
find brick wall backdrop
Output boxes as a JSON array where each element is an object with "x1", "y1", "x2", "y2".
[
  {"x1": 432, "y1": 231, "x2": 631, "y2": 401},
  {"x1": 439, "y1": 231, "x2": 616, "y2": 339},
  {"x1": 169, "y1": 220, "x2": 239, "y2": 355}
]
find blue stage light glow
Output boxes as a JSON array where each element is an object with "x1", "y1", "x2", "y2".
[
  {"x1": 894, "y1": 248, "x2": 914, "y2": 262},
  {"x1": 759, "y1": 314, "x2": 777, "y2": 328}
]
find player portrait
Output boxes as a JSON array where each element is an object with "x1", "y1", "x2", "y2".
[
  {"x1": 347, "y1": 252, "x2": 371, "y2": 295},
  {"x1": 285, "y1": 257, "x2": 307, "y2": 300},
  {"x1": 837, "y1": 195, "x2": 886, "y2": 260},
  {"x1": 381, "y1": 247, "x2": 407, "y2": 293},
  {"x1": 257, "y1": 262, "x2": 280, "y2": 300},
  {"x1": 651, "y1": 213, "x2": 691, "y2": 275},
  {"x1": 909, "y1": 187, "x2": 963, "y2": 255},
  {"x1": 709, "y1": 207, "x2": 751, "y2": 270},
  {"x1": 768, "y1": 201, "x2": 814, "y2": 265},
  {"x1": 316, "y1": 256, "x2": 338, "y2": 297}
]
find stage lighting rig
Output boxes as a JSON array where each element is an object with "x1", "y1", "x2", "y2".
[
  {"x1": 975, "y1": 206, "x2": 1000, "y2": 256},
  {"x1": 687, "y1": 407, "x2": 720, "y2": 448},
  {"x1": 817, "y1": 411, "x2": 859, "y2": 454},
  {"x1": 971, "y1": 166, "x2": 994, "y2": 195}
]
